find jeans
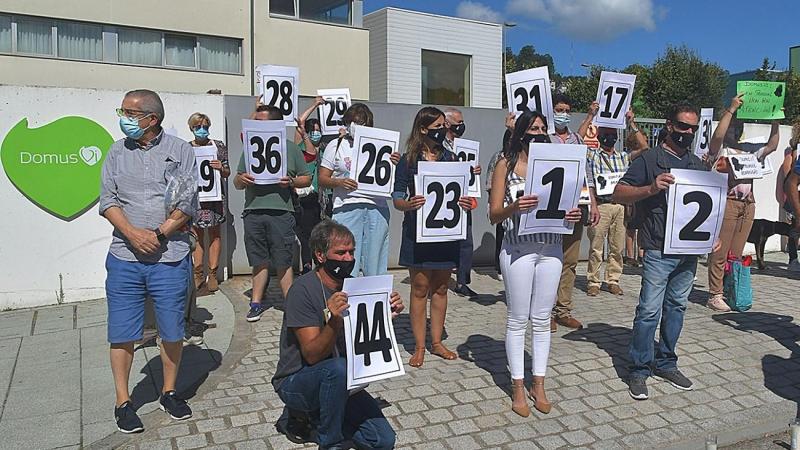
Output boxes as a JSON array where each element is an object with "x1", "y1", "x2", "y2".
[
  {"x1": 629, "y1": 250, "x2": 697, "y2": 377},
  {"x1": 501, "y1": 241, "x2": 563, "y2": 378},
  {"x1": 333, "y1": 204, "x2": 390, "y2": 277},
  {"x1": 276, "y1": 358, "x2": 395, "y2": 449}
]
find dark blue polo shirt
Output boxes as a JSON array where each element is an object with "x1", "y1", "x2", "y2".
[{"x1": 618, "y1": 146, "x2": 708, "y2": 250}]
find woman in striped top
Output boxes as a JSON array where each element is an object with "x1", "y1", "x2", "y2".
[{"x1": 489, "y1": 110, "x2": 582, "y2": 417}]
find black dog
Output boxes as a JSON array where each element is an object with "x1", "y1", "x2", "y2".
[{"x1": 747, "y1": 219, "x2": 794, "y2": 269}]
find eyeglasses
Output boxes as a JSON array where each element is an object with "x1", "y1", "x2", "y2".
[
  {"x1": 191, "y1": 125, "x2": 209, "y2": 131},
  {"x1": 116, "y1": 108, "x2": 151, "y2": 119},
  {"x1": 672, "y1": 120, "x2": 699, "y2": 133}
]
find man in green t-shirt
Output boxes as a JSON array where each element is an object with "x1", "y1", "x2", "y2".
[{"x1": 234, "y1": 105, "x2": 311, "y2": 322}]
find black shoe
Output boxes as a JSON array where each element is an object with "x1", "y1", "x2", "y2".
[
  {"x1": 159, "y1": 391, "x2": 192, "y2": 420},
  {"x1": 246, "y1": 302, "x2": 267, "y2": 322},
  {"x1": 628, "y1": 376, "x2": 649, "y2": 400},
  {"x1": 115, "y1": 401, "x2": 144, "y2": 433},
  {"x1": 653, "y1": 368, "x2": 693, "y2": 391},
  {"x1": 453, "y1": 284, "x2": 478, "y2": 297}
]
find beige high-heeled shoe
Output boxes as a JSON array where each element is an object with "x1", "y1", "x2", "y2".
[
  {"x1": 528, "y1": 377, "x2": 552, "y2": 414},
  {"x1": 511, "y1": 380, "x2": 530, "y2": 417}
]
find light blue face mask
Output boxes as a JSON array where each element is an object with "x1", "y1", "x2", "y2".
[
  {"x1": 193, "y1": 126, "x2": 210, "y2": 140},
  {"x1": 309, "y1": 130, "x2": 322, "y2": 144},
  {"x1": 553, "y1": 112, "x2": 571, "y2": 129},
  {"x1": 119, "y1": 115, "x2": 150, "y2": 140}
]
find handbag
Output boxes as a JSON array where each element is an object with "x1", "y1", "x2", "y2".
[{"x1": 723, "y1": 252, "x2": 753, "y2": 312}]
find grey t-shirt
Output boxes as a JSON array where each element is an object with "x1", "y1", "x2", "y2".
[{"x1": 271, "y1": 271, "x2": 346, "y2": 390}]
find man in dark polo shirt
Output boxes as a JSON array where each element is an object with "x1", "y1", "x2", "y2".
[
  {"x1": 272, "y1": 220, "x2": 404, "y2": 450},
  {"x1": 613, "y1": 103, "x2": 717, "y2": 401}
]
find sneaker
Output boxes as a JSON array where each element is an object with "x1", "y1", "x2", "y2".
[
  {"x1": 788, "y1": 259, "x2": 800, "y2": 272},
  {"x1": 246, "y1": 302, "x2": 267, "y2": 322},
  {"x1": 452, "y1": 284, "x2": 478, "y2": 297},
  {"x1": 706, "y1": 294, "x2": 731, "y2": 312},
  {"x1": 159, "y1": 391, "x2": 192, "y2": 420},
  {"x1": 114, "y1": 401, "x2": 144, "y2": 433},
  {"x1": 653, "y1": 368, "x2": 694, "y2": 391},
  {"x1": 628, "y1": 376, "x2": 649, "y2": 400}
]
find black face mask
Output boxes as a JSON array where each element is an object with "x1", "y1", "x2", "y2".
[
  {"x1": 598, "y1": 133, "x2": 618, "y2": 148},
  {"x1": 450, "y1": 123, "x2": 466, "y2": 137},
  {"x1": 521, "y1": 133, "x2": 549, "y2": 147},
  {"x1": 322, "y1": 258, "x2": 355, "y2": 281},
  {"x1": 427, "y1": 127, "x2": 447, "y2": 145},
  {"x1": 670, "y1": 130, "x2": 695, "y2": 150}
]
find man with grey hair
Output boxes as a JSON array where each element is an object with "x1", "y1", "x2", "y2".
[
  {"x1": 443, "y1": 107, "x2": 480, "y2": 297},
  {"x1": 100, "y1": 89, "x2": 197, "y2": 433}
]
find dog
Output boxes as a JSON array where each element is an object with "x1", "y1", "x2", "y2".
[{"x1": 747, "y1": 218, "x2": 794, "y2": 269}]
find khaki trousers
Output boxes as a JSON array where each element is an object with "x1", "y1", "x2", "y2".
[{"x1": 586, "y1": 203, "x2": 626, "y2": 288}]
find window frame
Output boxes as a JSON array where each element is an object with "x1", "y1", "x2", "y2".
[
  {"x1": 269, "y1": 0, "x2": 355, "y2": 28},
  {"x1": 420, "y1": 48, "x2": 473, "y2": 107},
  {"x1": 0, "y1": 13, "x2": 243, "y2": 75}
]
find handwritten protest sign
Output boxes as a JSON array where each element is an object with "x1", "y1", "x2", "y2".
[{"x1": 736, "y1": 81, "x2": 786, "y2": 120}]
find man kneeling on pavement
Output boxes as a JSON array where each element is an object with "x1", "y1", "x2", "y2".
[{"x1": 271, "y1": 220, "x2": 403, "y2": 450}]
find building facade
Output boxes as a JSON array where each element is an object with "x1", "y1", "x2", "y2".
[
  {"x1": 0, "y1": 0, "x2": 369, "y2": 98},
  {"x1": 364, "y1": 8, "x2": 502, "y2": 108}
]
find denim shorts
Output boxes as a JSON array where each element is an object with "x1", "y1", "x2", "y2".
[{"x1": 105, "y1": 253, "x2": 190, "y2": 344}]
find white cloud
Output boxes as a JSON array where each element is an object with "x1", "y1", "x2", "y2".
[
  {"x1": 506, "y1": 0, "x2": 657, "y2": 41},
  {"x1": 455, "y1": 1, "x2": 504, "y2": 24}
]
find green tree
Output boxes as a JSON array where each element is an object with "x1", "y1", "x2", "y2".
[
  {"x1": 502, "y1": 45, "x2": 556, "y2": 108},
  {"x1": 641, "y1": 45, "x2": 728, "y2": 119}
]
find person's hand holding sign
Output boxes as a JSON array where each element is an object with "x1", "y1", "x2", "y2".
[
  {"x1": 210, "y1": 160, "x2": 223, "y2": 171},
  {"x1": 728, "y1": 93, "x2": 744, "y2": 114},
  {"x1": 587, "y1": 101, "x2": 600, "y2": 118},
  {"x1": 406, "y1": 195, "x2": 426, "y2": 211},
  {"x1": 565, "y1": 208, "x2": 583, "y2": 224},
  {"x1": 235, "y1": 172, "x2": 256, "y2": 188},
  {"x1": 648, "y1": 172, "x2": 675, "y2": 196},
  {"x1": 514, "y1": 194, "x2": 539, "y2": 213},
  {"x1": 389, "y1": 292, "x2": 405, "y2": 319},
  {"x1": 458, "y1": 196, "x2": 475, "y2": 211},
  {"x1": 326, "y1": 291, "x2": 350, "y2": 330},
  {"x1": 338, "y1": 178, "x2": 359, "y2": 191}
]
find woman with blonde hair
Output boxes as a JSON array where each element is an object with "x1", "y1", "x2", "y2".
[{"x1": 188, "y1": 112, "x2": 230, "y2": 291}]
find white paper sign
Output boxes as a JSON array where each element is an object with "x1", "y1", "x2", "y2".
[
  {"x1": 593, "y1": 71, "x2": 636, "y2": 129},
  {"x1": 741, "y1": 135, "x2": 773, "y2": 175},
  {"x1": 349, "y1": 125, "x2": 400, "y2": 198},
  {"x1": 256, "y1": 64, "x2": 299, "y2": 126},
  {"x1": 415, "y1": 161, "x2": 471, "y2": 243},
  {"x1": 519, "y1": 143, "x2": 587, "y2": 235},
  {"x1": 664, "y1": 169, "x2": 728, "y2": 255},
  {"x1": 505, "y1": 67, "x2": 554, "y2": 134},
  {"x1": 727, "y1": 152, "x2": 763, "y2": 180},
  {"x1": 694, "y1": 108, "x2": 714, "y2": 159},
  {"x1": 242, "y1": 119, "x2": 287, "y2": 185},
  {"x1": 343, "y1": 275, "x2": 405, "y2": 390},
  {"x1": 453, "y1": 138, "x2": 481, "y2": 198},
  {"x1": 594, "y1": 171, "x2": 625, "y2": 197},
  {"x1": 318, "y1": 88, "x2": 351, "y2": 136},
  {"x1": 194, "y1": 145, "x2": 222, "y2": 202}
]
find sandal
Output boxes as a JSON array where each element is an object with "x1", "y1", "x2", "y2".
[
  {"x1": 409, "y1": 347, "x2": 425, "y2": 368},
  {"x1": 430, "y1": 342, "x2": 458, "y2": 360}
]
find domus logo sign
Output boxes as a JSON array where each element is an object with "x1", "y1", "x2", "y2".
[{"x1": 1, "y1": 117, "x2": 114, "y2": 220}]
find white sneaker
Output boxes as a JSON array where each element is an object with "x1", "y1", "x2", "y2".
[
  {"x1": 788, "y1": 260, "x2": 800, "y2": 272},
  {"x1": 706, "y1": 294, "x2": 731, "y2": 312}
]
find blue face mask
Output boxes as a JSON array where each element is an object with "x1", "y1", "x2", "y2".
[
  {"x1": 119, "y1": 115, "x2": 150, "y2": 140},
  {"x1": 309, "y1": 131, "x2": 322, "y2": 144},
  {"x1": 193, "y1": 126, "x2": 210, "y2": 140}
]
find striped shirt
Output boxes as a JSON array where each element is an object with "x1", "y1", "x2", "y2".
[
  {"x1": 99, "y1": 131, "x2": 199, "y2": 263},
  {"x1": 503, "y1": 169, "x2": 561, "y2": 246},
  {"x1": 587, "y1": 148, "x2": 630, "y2": 200}
]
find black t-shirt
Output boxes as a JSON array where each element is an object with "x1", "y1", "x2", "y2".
[
  {"x1": 618, "y1": 146, "x2": 707, "y2": 250},
  {"x1": 271, "y1": 271, "x2": 346, "y2": 390}
]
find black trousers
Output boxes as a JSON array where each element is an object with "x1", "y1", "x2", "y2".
[
  {"x1": 457, "y1": 213, "x2": 474, "y2": 285},
  {"x1": 295, "y1": 195, "x2": 322, "y2": 269}
]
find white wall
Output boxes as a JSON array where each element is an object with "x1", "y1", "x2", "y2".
[
  {"x1": 738, "y1": 123, "x2": 794, "y2": 255},
  {"x1": 364, "y1": 8, "x2": 502, "y2": 108},
  {"x1": 0, "y1": 85, "x2": 224, "y2": 309}
]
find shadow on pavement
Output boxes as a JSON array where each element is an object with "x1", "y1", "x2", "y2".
[
  {"x1": 130, "y1": 346, "x2": 223, "y2": 411},
  {"x1": 456, "y1": 334, "x2": 520, "y2": 397},
  {"x1": 562, "y1": 323, "x2": 632, "y2": 382},
  {"x1": 391, "y1": 314, "x2": 450, "y2": 356},
  {"x1": 713, "y1": 312, "x2": 800, "y2": 419}
]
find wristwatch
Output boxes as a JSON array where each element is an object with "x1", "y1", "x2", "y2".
[{"x1": 154, "y1": 228, "x2": 168, "y2": 244}]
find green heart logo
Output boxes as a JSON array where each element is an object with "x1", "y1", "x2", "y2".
[{"x1": 1, "y1": 116, "x2": 114, "y2": 221}]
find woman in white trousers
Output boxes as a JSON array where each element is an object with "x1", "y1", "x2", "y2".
[{"x1": 489, "y1": 110, "x2": 582, "y2": 417}]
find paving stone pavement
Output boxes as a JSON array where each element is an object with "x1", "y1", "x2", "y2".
[
  {"x1": 0, "y1": 290, "x2": 234, "y2": 449},
  {"x1": 88, "y1": 254, "x2": 800, "y2": 448}
]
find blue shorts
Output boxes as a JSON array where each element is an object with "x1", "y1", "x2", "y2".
[{"x1": 105, "y1": 253, "x2": 190, "y2": 344}]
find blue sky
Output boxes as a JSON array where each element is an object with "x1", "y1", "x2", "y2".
[{"x1": 364, "y1": 0, "x2": 799, "y2": 76}]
